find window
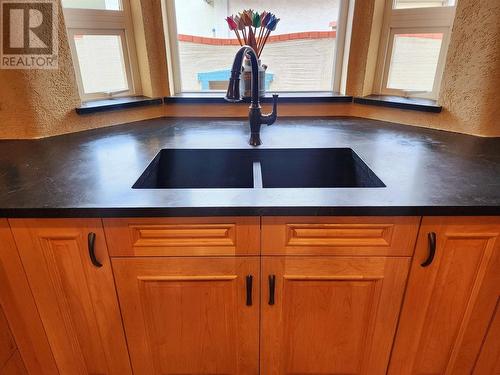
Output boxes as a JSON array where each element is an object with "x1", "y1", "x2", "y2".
[
  {"x1": 62, "y1": 0, "x2": 141, "y2": 101},
  {"x1": 374, "y1": 0, "x2": 456, "y2": 99},
  {"x1": 163, "y1": 0, "x2": 352, "y2": 94}
]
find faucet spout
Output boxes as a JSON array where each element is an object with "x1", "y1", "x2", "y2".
[{"x1": 225, "y1": 45, "x2": 279, "y2": 146}]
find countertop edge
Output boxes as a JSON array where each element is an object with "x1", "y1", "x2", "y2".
[{"x1": 1, "y1": 206, "x2": 500, "y2": 218}]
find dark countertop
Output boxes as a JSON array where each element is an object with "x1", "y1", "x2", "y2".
[{"x1": 1, "y1": 117, "x2": 499, "y2": 217}]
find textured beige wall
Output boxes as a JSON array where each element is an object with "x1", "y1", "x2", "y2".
[
  {"x1": 346, "y1": 0, "x2": 500, "y2": 137},
  {"x1": 0, "y1": 0, "x2": 168, "y2": 139},
  {"x1": 436, "y1": 0, "x2": 500, "y2": 136},
  {"x1": 130, "y1": 0, "x2": 170, "y2": 98},
  {"x1": 167, "y1": 0, "x2": 500, "y2": 139},
  {"x1": 345, "y1": 0, "x2": 376, "y2": 96},
  {"x1": 0, "y1": 0, "x2": 499, "y2": 139},
  {"x1": 346, "y1": 0, "x2": 385, "y2": 96}
]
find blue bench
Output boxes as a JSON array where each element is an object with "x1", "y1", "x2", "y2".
[{"x1": 197, "y1": 69, "x2": 274, "y2": 90}]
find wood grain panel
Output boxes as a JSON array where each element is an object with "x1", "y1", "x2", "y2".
[
  {"x1": 9, "y1": 218, "x2": 132, "y2": 375},
  {"x1": 0, "y1": 219, "x2": 58, "y2": 375},
  {"x1": 473, "y1": 299, "x2": 500, "y2": 374},
  {"x1": 104, "y1": 217, "x2": 260, "y2": 256},
  {"x1": 262, "y1": 216, "x2": 420, "y2": 255},
  {"x1": 113, "y1": 257, "x2": 260, "y2": 374},
  {"x1": 0, "y1": 306, "x2": 16, "y2": 369},
  {"x1": 1, "y1": 351, "x2": 28, "y2": 375},
  {"x1": 261, "y1": 256, "x2": 410, "y2": 375},
  {"x1": 389, "y1": 216, "x2": 500, "y2": 375},
  {"x1": 286, "y1": 223, "x2": 394, "y2": 246}
]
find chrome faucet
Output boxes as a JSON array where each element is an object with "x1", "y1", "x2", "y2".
[{"x1": 225, "y1": 45, "x2": 278, "y2": 146}]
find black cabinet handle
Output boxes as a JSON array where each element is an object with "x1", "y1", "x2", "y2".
[
  {"x1": 421, "y1": 232, "x2": 437, "y2": 267},
  {"x1": 268, "y1": 274, "x2": 276, "y2": 305},
  {"x1": 88, "y1": 232, "x2": 103, "y2": 268},
  {"x1": 246, "y1": 275, "x2": 253, "y2": 306}
]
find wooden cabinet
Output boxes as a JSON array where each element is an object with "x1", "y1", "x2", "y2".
[
  {"x1": 262, "y1": 216, "x2": 420, "y2": 256},
  {"x1": 0, "y1": 305, "x2": 27, "y2": 375},
  {"x1": 389, "y1": 217, "x2": 500, "y2": 375},
  {"x1": 103, "y1": 217, "x2": 260, "y2": 257},
  {"x1": 8, "y1": 219, "x2": 132, "y2": 375},
  {"x1": 261, "y1": 256, "x2": 411, "y2": 375},
  {"x1": 0, "y1": 219, "x2": 57, "y2": 375},
  {"x1": 3, "y1": 215, "x2": 499, "y2": 375},
  {"x1": 113, "y1": 257, "x2": 260, "y2": 374}
]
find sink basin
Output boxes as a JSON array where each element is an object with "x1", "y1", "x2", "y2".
[
  {"x1": 133, "y1": 149, "x2": 254, "y2": 189},
  {"x1": 133, "y1": 148, "x2": 385, "y2": 189},
  {"x1": 259, "y1": 148, "x2": 385, "y2": 188}
]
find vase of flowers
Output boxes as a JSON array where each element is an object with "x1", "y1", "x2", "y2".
[
  {"x1": 241, "y1": 58, "x2": 267, "y2": 98},
  {"x1": 225, "y1": 10, "x2": 280, "y2": 98}
]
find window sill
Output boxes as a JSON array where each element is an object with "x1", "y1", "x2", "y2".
[
  {"x1": 76, "y1": 96, "x2": 163, "y2": 115},
  {"x1": 353, "y1": 95, "x2": 442, "y2": 113},
  {"x1": 164, "y1": 92, "x2": 353, "y2": 104},
  {"x1": 75, "y1": 94, "x2": 442, "y2": 115}
]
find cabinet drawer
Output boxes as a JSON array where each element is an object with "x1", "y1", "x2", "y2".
[
  {"x1": 262, "y1": 216, "x2": 420, "y2": 256},
  {"x1": 104, "y1": 217, "x2": 260, "y2": 256}
]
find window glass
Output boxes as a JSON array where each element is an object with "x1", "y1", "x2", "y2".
[
  {"x1": 62, "y1": 0, "x2": 122, "y2": 11},
  {"x1": 393, "y1": 0, "x2": 455, "y2": 9},
  {"x1": 174, "y1": 0, "x2": 341, "y2": 92},
  {"x1": 73, "y1": 34, "x2": 129, "y2": 94},
  {"x1": 386, "y1": 33, "x2": 443, "y2": 92}
]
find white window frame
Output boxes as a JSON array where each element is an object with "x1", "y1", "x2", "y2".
[
  {"x1": 162, "y1": 0, "x2": 352, "y2": 95},
  {"x1": 63, "y1": 2, "x2": 142, "y2": 101},
  {"x1": 374, "y1": 1, "x2": 456, "y2": 99}
]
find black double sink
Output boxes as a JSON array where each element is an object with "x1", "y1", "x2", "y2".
[{"x1": 133, "y1": 148, "x2": 385, "y2": 189}]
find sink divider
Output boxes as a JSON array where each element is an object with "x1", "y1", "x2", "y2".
[{"x1": 253, "y1": 161, "x2": 263, "y2": 189}]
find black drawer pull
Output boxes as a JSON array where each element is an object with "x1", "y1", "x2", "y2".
[
  {"x1": 421, "y1": 232, "x2": 437, "y2": 267},
  {"x1": 268, "y1": 274, "x2": 276, "y2": 305},
  {"x1": 88, "y1": 232, "x2": 103, "y2": 268},
  {"x1": 246, "y1": 275, "x2": 253, "y2": 306}
]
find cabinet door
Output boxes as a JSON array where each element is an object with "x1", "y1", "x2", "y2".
[
  {"x1": 9, "y1": 219, "x2": 132, "y2": 375},
  {"x1": 113, "y1": 257, "x2": 260, "y2": 375},
  {"x1": 389, "y1": 217, "x2": 500, "y2": 375},
  {"x1": 261, "y1": 256, "x2": 410, "y2": 375},
  {"x1": 0, "y1": 219, "x2": 58, "y2": 375}
]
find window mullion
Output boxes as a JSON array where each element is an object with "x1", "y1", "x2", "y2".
[{"x1": 63, "y1": 9, "x2": 126, "y2": 30}]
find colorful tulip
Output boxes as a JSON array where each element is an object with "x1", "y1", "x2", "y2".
[
  {"x1": 225, "y1": 16, "x2": 238, "y2": 31},
  {"x1": 252, "y1": 12, "x2": 261, "y2": 28},
  {"x1": 260, "y1": 11, "x2": 268, "y2": 24},
  {"x1": 262, "y1": 12, "x2": 272, "y2": 28},
  {"x1": 225, "y1": 9, "x2": 280, "y2": 57},
  {"x1": 267, "y1": 16, "x2": 280, "y2": 31}
]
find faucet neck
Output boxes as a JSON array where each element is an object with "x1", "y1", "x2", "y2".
[
  {"x1": 243, "y1": 47, "x2": 260, "y2": 108},
  {"x1": 226, "y1": 45, "x2": 260, "y2": 107}
]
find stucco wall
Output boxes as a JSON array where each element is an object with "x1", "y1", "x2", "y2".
[
  {"x1": 346, "y1": 0, "x2": 500, "y2": 137},
  {"x1": 0, "y1": 0, "x2": 168, "y2": 139},
  {"x1": 0, "y1": 0, "x2": 499, "y2": 139},
  {"x1": 437, "y1": 0, "x2": 500, "y2": 136}
]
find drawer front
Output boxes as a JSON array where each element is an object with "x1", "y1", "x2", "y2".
[
  {"x1": 104, "y1": 217, "x2": 260, "y2": 256},
  {"x1": 262, "y1": 216, "x2": 420, "y2": 256}
]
